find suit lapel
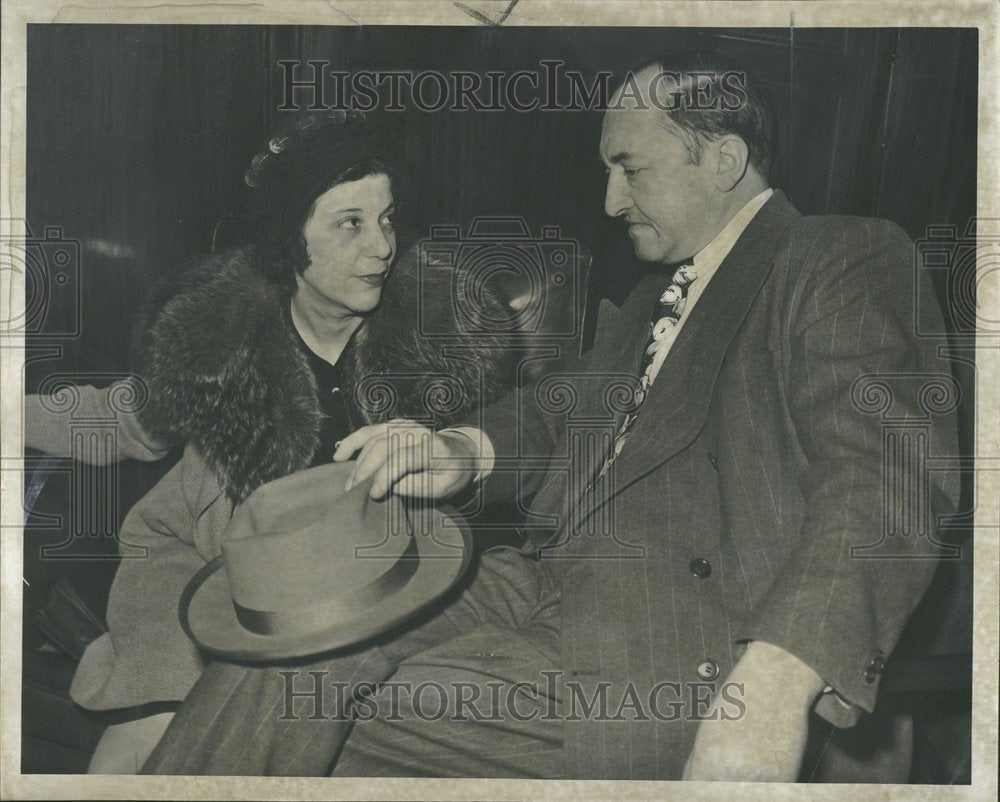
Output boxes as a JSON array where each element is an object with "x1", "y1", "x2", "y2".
[
  {"x1": 572, "y1": 192, "x2": 801, "y2": 525},
  {"x1": 523, "y1": 271, "x2": 661, "y2": 527},
  {"x1": 588, "y1": 271, "x2": 662, "y2": 368}
]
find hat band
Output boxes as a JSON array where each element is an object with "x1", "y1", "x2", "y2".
[{"x1": 232, "y1": 536, "x2": 419, "y2": 638}]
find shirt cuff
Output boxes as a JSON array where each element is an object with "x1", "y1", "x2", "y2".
[
  {"x1": 815, "y1": 685, "x2": 863, "y2": 729},
  {"x1": 439, "y1": 426, "x2": 495, "y2": 482}
]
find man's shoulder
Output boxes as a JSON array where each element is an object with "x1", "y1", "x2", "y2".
[{"x1": 778, "y1": 213, "x2": 912, "y2": 254}]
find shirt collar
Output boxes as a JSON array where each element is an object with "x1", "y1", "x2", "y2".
[{"x1": 690, "y1": 187, "x2": 774, "y2": 277}]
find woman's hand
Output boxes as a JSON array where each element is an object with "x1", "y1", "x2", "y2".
[{"x1": 333, "y1": 420, "x2": 481, "y2": 500}]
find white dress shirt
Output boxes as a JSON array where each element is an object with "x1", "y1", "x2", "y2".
[{"x1": 645, "y1": 187, "x2": 774, "y2": 384}]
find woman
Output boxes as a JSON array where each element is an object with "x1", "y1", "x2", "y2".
[{"x1": 62, "y1": 110, "x2": 519, "y2": 772}]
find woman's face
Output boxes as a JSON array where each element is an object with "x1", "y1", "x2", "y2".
[{"x1": 297, "y1": 173, "x2": 396, "y2": 316}]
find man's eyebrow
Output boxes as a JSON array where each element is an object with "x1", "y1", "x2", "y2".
[{"x1": 601, "y1": 151, "x2": 630, "y2": 165}]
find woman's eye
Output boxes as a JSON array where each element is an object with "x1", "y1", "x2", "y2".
[
  {"x1": 380, "y1": 213, "x2": 395, "y2": 228},
  {"x1": 339, "y1": 217, "x2": 362, "y2": 231}
]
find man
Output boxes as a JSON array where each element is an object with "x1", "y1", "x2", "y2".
[{"x1": 144, "y1": 54, "x2": 958, "y2": 780}]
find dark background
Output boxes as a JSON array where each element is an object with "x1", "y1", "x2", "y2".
[
  {"x1": 25, "y1": 25, "x2": 977, "y2": 382},
  {"x1": 22, "y1": 25, "x2": 976, "y2": 779}
]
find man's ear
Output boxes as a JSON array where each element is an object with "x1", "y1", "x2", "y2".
[{"x1": 714, "y1": 136, "x2": 750, "y2": 191}]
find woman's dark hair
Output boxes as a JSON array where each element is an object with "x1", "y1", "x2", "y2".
[
  {"x1": 255, "y1": 157, "x2": 403, "y2": 286},
  {"x1": 237, "y1": 110, "x2": 407, "y2": 287}
]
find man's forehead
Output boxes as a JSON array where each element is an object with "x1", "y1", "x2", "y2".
[{"x1": 599, "y1": 106, "x2": 666, "y2": 158}]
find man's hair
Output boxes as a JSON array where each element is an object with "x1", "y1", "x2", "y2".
[{"x1": 617, "y1": 51, "x2": 775, "y2": 179}]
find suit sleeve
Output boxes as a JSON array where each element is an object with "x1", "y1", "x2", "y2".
[
  {"x1": 468, "y1": 319, "x2": 614, "y2": 510},
  {"x1": 471, "y1": 379, "x2": 563, "y2": 507},
  {"x1": 739, "y1": 218, "x2": 961, "y2": 726}
]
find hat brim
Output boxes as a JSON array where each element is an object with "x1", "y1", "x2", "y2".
[{"x1": 180, "y1": 506, "x2": 471, "y2": 662}]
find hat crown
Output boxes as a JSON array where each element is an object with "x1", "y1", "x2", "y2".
[{"x1": 221, "y1": 463, "x2": 411, "y2": 613}]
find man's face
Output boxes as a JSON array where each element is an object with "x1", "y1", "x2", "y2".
[{"x1": 600, "y1": 80, "x2": 722, "y2": 264}]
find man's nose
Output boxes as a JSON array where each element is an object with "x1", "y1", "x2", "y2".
[{"x1": 604, "y1": 171, "x2": 633, "y2": 218}]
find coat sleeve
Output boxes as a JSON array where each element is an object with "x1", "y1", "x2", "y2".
[
  {"x1": 70, "y1": 446, "x2": 231, "y2": 710},
  {"x1": 24, "y1": 379, "x2": 172, "y2": 463},
  {"x1": 738, "y1": 218, "x2": 961, "y2": 726},
  {"x1": 472, "y1": 331, "x2": 607, "y2": 509}
]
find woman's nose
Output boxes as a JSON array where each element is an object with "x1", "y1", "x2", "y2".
[{"x1": 366, "y1": 225, "x2": 395, "y2": 260}]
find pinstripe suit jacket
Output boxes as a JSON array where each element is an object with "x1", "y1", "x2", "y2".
[{"x1": 478, "y1": 190, "x2": 960, "y2": 779}]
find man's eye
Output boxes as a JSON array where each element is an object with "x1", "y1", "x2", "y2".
[{"x1": 624, "y1": 167, "x2": 640, "y2": 178}]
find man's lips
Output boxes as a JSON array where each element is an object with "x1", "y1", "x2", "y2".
[{"x1": 357, "y1": 273, "x2": 387, "y2": 287}]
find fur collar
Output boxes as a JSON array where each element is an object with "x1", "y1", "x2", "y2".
[{"x1": 139, "y1": 247, "x2": 518, "y2": 501}]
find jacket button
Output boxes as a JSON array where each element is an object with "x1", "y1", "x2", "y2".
[
  {"x1": 864, "y1": 654, "x2": 886, "y2": 683},
  {"x1": 696, "y1": 659, "x2": 720, "y2": 681},
  {"x1": 689, "y1": 558, "x2": 712, "y2": 578},
  {"x1": 708, "y1": 452, "x2": 720, "y2": 472}
]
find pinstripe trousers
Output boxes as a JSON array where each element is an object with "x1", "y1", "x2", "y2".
[{"x1": 142, "y1": 547, "x2": 565, "y2": 777}]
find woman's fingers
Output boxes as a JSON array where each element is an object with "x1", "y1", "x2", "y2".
[
  {"x1": 335, "y1": 422, "x2": 473, "y2": 499},
  {"x1": 373, "y1": 434, "x2": 477, "y2": 499},
  {"x1": 369, "y1": 439, "x2": 430, "y2": 499},
  {"x1": 332, "y1": 424, "x2": 387, "y2": 462},
  {"x1": 344, "y1": 422, "x2": 433, "y2": 491}
]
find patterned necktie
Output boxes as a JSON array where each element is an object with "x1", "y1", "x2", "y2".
[{"x1": 599, "y1": 262, "x2": 698, "y2": 476}]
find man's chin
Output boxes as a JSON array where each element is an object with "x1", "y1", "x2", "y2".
[
  {"x1": 629, "y1": 236, "x2": 668, "y2": 264},
  {"x1": 628, "y1": 224, "x2": 663, "y2": 262}
]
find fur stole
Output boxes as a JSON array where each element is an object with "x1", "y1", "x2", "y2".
[{"x1": 138, "y1": 246, "x2": 519, "y2": 501}]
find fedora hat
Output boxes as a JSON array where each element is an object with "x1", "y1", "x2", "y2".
[{"x1": 181, "y1": 461, "x2": 471, "y2": 661}]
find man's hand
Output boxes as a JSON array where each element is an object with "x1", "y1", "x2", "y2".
[
  {"x1": 332, "y1": 420, "x2": 481, "y2": 500},
  {"x1": 682, "y1": 641, "x2": 825, "y2": 782}
]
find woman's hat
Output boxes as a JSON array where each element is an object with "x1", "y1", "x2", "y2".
[
  {"x1": 181, "y1": 462, "x2": 471, "y2": 661},
  {"x1": 246, "y1": 111, "x2": 404, "y2": 215}
]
